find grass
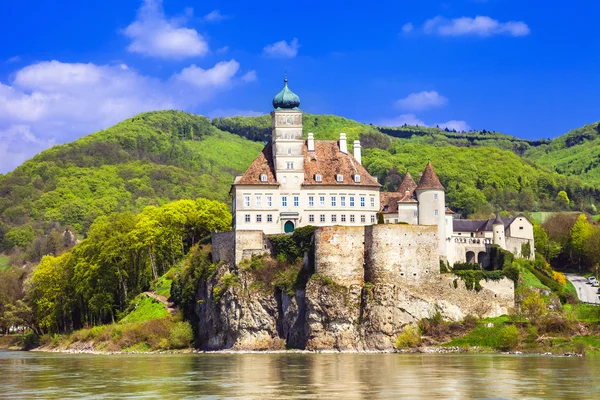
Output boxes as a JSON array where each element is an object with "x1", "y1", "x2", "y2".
[
  {"x1": 563, "y1": 304, "x2": 600, "y2": 323},
  {"x1": 516, "y1": 265, "x2": 549, "y2": 290},
  {"x1": 151, "y1": 269, "x2": 174, "y2": 298},
  {"x1": 565, "y1": 280, "x2": 579, "y2": 300},
  {"x1": 0, "y1": 254, "x2": 9, "y2": 270},
  {"x1": 444, "y1": 315, "x2": 512, "y2": 350},
  {"x1": 118, "y1": 294, "x2": 169, "y2": 324}
]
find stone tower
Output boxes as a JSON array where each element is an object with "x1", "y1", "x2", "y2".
[
  {"x1": 492, "y1": 214, "x2": 506, "y2": 249},
  {"x1": 416, "y1": 161, "x2": 446, "y2": 257},
  {"x1": 271, "y1": 76, "x2": 304, "y2": 191}
]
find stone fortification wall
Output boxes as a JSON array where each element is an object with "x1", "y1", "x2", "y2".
[
  {"x1": 235, "y1": 230, "x2": 268, "y2": 264},
  {"x1": 211, "y1": 231, "x2": 235, "y2": 264},
  {"x1": 314, "y1": 226, "x2": 365, "y2": 286},
  {"x1": 506, "y1": 237, "x2": 534, "y2": 260},
  {"x1": 364, "y1": 224, "x2": 438, "y2": 284}
]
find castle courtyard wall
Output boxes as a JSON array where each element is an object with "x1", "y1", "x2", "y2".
[{"x1": 314, "y1": 226, "x2": 365, "y2": 286}]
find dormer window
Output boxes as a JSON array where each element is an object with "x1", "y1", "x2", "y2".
[
  {"x1": 354, "y1": 174, "x2": 360, "y2": 183},
  {"x1": 315, "y1": 174, "x2": 322, "y2": 182},
  {"x1": 336, "y1": 174, "x2": 343, "y2": 182},
  {"x1": 260, "y1": 174, "x2": 267, "y2": 182}
]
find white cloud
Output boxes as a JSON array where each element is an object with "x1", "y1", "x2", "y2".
[
  {"x1": 378, "y1": 114, "x2": 426, "y2": 127},
  {"x1": 174, "y1": 60, "x2": 241, "y2": 87},
  {"x1": 263, "y1": 38, "x2": 300, "y2": 58},
  {"x1": 395, "y1": 91, "x2": 448, "y2": 111},
  {"x1": 203, "y1": 10, "x2": 228, "y2": 22},
  {"x1": 241, "y1": 70, "x2": 257, "y2": 83},
  {"x1": 217, "y1": 46, "x2": 229, "y2": 53},
  {"x1": 401, "y1": 23, "x2": 414, "y2": 33},
  {"x1": 6, "y1": 56, "x2": 20, "y2": 63},
  {"x1": 123, "y1": 0, "x2": 209, "y2": 59},
  {"x1": 437, "y1": 120, "x2": 471, "y2": 132},
  {"x1": 423, "y1": 16, "x2": 530, "y2": 37},
  {"x1": 0, "y1": 59, "x2": 251, "y2": 173}
]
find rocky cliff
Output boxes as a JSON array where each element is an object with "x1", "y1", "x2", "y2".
[{"x1": 194, "y1": 259, "x2": 514, "y2": 351}]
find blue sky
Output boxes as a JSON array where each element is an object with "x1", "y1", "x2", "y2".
[{"x1": 1, "y1": 0, "x2": 599, "y2": 173}]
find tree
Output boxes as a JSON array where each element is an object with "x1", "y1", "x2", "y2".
[
  {"x1": 556, "y1": 191, "x2": 570, "y2": 209},
  {"x1": 570, "y1": 214, "x2": 592, "y2": 270}
]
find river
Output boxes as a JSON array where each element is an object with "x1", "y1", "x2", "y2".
[{"x1": 1, "y1": 351, "x2": 599, "y2": 399}]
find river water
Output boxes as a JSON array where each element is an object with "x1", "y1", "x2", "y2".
[{"x1": 1, "y1": 351, "x2": 599, "y2": 399}]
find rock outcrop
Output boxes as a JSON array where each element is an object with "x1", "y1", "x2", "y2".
[{"x1": 194, "y1": 262, "x2": 514, "y2": 351}]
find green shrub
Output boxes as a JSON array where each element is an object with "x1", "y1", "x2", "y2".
[
  {"x1": 497, "y1": 325, "x2": 520, "y2": 351},
  {"x1": 395, "y1": 325, "x2": 422, "y2": 348},
  {"x1": 168, "y1": 321, "x2": 194, "y2": 349}
]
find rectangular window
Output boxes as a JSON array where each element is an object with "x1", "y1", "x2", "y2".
[
  {"x1": 350, "y1": 215, "x2": 355, "y2": 223},
  {"x1": 266, "y1": 196, "x2": 272, "y2": 207},
  {"x1": 320, "y1": 215, "x2": 326, "y2": 223},
  {"x1": 331, "y1": 196, "x2": 337, "y2": 207},
  {"x1": 395, "y1": 219, "x2": 398, "y2": 224},
  {"x1": 267, "y1": 214, "x2": 273, "y2": 223},
  {"x1": 282, "y1": 196, "x2": 287, "y2": 207},
  {"x1": 319, "y1": 196, "x2": 325, "y2": 207},
  {"x1": 361, "y1": 215, "x2": 366, "y2": 223},
  {"x1": 244, "y1": 214, "x2": 251, "y2": 223},
  {"x1": 360, "y1": 197, "x2": 366, "y2": 208},
  {"x1": 413, "y1": 210, "x2": 418, "y2": 217},
  {"x1": 256, "y1": 196, "x2": 262, "y2": 207},
  {"x1": 256, "y1": 215, "x2": 262, "y2": 223},
  {"x1": 370, "y1": 215, "x2": 375, "y2": 224},
  {"x1": 341, "y1": 215, "x2": 346, "y2": 222},
  {"x1": 331, "y1": 215, "x2": 337, "y2": 223},
  {"x1": 340, "y1": 196, "x2": 346, "y2": 207},
  {"x1": 308, "y1": 196, "x2": 314, "y2": 207},
  {"x1": 309, "y1": 215, "x2": 315, "y2": 223},
  {"x1": 286, "y1": 162, "x2": 294, "y2": 169},
  {"x1": 434, "y1": 193, "x2": 438, "y2": 200},
  {"x1": 244, "y1": 196, "x2": 250, "y2": 207},
  {"x1": 434, "y1": 210, "x2": 439, "y2": 216},
  {"x1": 370, "y1": 197, "x2": 375, "y2": 208},
  {"x1": 294, "y1": 196, "x2": 299, "y2": 207},
  {"x1": 350, "y1": 196, "x2": 355, "y2": 207}
]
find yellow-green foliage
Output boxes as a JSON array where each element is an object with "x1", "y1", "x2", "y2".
[
  {"x1": 552, "y1": 271, "x2": 567, "y2": 286},
  {"x1": 395, "y1": 325, "x2": 422, "y2": 348},
  {"x1": 0, "y1": 254, "x2": 9, "y2": 270},
  {"x1": 519, "y1": 288, "x2": 547, "y2": 322},
  {"x1": 118, "y1": 294, "x2": 168, "y2": 324},
  {"x1": 152, "y1": 269, "x2": 175, "y2": 298}
]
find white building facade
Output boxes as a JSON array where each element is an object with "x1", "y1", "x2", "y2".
[{"x1": 231, "y1": 78, "x2": 381, "y2": 235}]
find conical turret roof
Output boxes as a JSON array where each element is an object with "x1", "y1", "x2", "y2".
[
  {"x1": 493, "y1": 213, "x2": 504, "y2": 225},
  {"x1": 416, "y1": 161, "x2": 444, "y2": 191},
  {"x1": 397, "y1": 172, "x2": 417, "y2": 195}
]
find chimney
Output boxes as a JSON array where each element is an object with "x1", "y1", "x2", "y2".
[
  {"x1": 353, "y1": 140, "x2": 362, "y2": 165},
  {"x1": 339, "y1": 133, "x2": 348, "y2": 154},
  {"x1": 307, "y1": 132, "x2": 315, "y2": 152}
]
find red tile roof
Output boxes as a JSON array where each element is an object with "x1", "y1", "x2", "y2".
[
  {"x1": 236, "y1": 140, "x2": 380, "y2": 187},
  {"x1": 303, "y1": 141, "x2": 380, "y2": 187},
  {"x1": 416, "y1": 162, "x2": 444, "y2": 191},
  {"x1": 236, "y1": 142, "x2": 278, "y2": 185}
]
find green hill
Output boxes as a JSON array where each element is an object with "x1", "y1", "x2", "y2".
[
  {"x1": 525, "y1": 122, "x2": 600, "y2": 185},
  {"x1": 0, "y1": 110, "x2": 262, "y2": 251},
  {"x1": 1, "y1": 110, "x2": 599, "y2": 260}
]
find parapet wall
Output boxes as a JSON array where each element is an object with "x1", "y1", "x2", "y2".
[
  {"x1": 235, "y1": 230, "x2": 268, "y2": 265},
  {"x1": 364, "y1": 224, "x2": 439, "y2": 284},
  {"x1": 314, "y1": 226, "x2": 365, "y2": 286}
]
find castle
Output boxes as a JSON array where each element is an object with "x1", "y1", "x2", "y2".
[{"x1": 216, "y1": 77, "x2": 534, "y2": 270}]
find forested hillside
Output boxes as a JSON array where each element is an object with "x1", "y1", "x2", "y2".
[
  {"x1": 1, "y1": 110, "x2": 599, "y2": 264},
  {"x1": 525, "y1": 122, "x2": 600, "y2": 185}
]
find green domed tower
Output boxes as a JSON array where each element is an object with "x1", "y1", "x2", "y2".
[{"x1": 272, "y1": 75, "x2": 300, "y2": 109}]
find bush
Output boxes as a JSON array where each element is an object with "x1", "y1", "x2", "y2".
[
  {"x1": 497, "y1": 325, "x2": 520, "y2": 351},
  {"x1": 519, "y1": 288, "x2": 547, "y2": 322},
  {"x1": 552, "y1": 271, "x2": 567, "y2": 286},
  {"x1": 168, "y1": 321, "x2": 193, "y2": 349},
  {"x1": 395, "y1": 325, "x2": 422, "y2": 348}
]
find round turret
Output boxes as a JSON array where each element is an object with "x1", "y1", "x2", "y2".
[
  {"x1": 492, "y1": 214, "x2": 506, "y2": 249},
  {"x1": 272, "y1": 76, "x2": 300, "y2": 109}
]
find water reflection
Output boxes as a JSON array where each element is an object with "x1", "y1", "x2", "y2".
[{"x1": 0, "y1": 351, "x2": 599, "y2": 399}]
